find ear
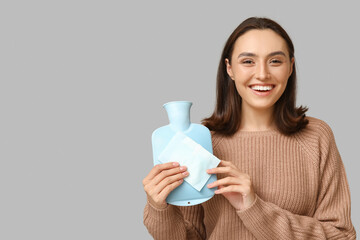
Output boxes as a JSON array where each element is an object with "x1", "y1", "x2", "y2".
[
  {"x1": 289, "y1": 57, "x2": 295, "y2": 77},
  {"x1": 225, "y1": 58, "x2": 234, "y2": 80}
]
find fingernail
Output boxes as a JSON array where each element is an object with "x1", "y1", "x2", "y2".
[
  {"x1": 182, "y1": 171, "x2": 189, "y2": 176},
  {"x1": 179, "y1": 166, "x2": 187, "y2": 171},
  {"x1": 173, "y1": 162, "x2": 179, "y2": 166},
  {"x1": 207, "y1": 183, "x2": 212, "y2": 188},
  {"x1": 207, "y1": 169, "x2": 212, "y2": 173}
]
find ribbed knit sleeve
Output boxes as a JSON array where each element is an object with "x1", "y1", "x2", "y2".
[
  {"x1": 143, "y1": 200, "x2": 206, "y2": 239},
  {"x1": 236, "y1": 118, "x2": 356, "y2": 239}
]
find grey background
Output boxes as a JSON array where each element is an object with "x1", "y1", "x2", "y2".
[{"x1": 0, "y1": 1, "x2": 359, "y2": 239}]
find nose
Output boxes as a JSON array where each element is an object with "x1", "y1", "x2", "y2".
[{"x1": 255, "y1": 61, "x2": 269, "y2": 80}]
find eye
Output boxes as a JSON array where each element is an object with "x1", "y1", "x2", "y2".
[
  {"x1": 242, "y1": 59, "x2": 254, "y2": 64},
  {"x1": 270, "y1": 59, "x2": 283, "y2": 65}
]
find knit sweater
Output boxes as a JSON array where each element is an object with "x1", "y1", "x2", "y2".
[{"x1": 143, "y1": 116, "x2": 356, "y2": 239}]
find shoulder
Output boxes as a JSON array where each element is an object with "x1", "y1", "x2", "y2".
[
  {"x1": 303, "y1": 116, "x2": 334, "y2": 135},
  {"x1": 296, "y1": 116, "x2": 335, "y2": 142},
  {"x1": 294, "y1": 116, "x2": 337, "y2": 161}
]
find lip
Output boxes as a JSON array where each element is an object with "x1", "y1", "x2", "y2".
[{"x1": 249, "y1": 84, "x2": 276, "y2": 96}]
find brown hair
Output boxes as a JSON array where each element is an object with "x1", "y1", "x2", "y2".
[{"x1": 202, "y1": 17, "x2": 308, "y2": 136}]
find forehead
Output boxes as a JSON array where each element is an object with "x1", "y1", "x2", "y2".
[{"x1": 233, "y1": 29, "x2": 289, "y2": 56}]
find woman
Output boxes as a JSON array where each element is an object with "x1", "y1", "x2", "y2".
[{"x1": 142, "y1": 17, "x2": 356, "y2": 239}]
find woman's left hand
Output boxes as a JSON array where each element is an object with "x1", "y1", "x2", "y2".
[{"x1": 207, "y1": 160, "x2": 256, "y2": 211}]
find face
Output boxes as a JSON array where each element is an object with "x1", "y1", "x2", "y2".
[{"x1": 226, "y1": 29, "x2": 294, "y2": 112}]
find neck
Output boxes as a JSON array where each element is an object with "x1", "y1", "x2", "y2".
[
  {"x1": 239, "y1": 104, "x2": 276, "y2": 131},
  {"x1": 164, "y1": 101, "x2": 192, "y2": 132}
]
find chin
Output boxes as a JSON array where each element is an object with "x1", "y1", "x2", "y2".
[{"x1": 248, "y1": 101, "x2": 276, "y2": 110}]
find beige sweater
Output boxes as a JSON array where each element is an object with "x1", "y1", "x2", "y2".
[{"x1": 143, "y1": 116, "x2": 356, "y2": 239}]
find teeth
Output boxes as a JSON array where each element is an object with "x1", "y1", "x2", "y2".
[{"x1": 251, "y1": 85, "x2": 273, "y2": 91}]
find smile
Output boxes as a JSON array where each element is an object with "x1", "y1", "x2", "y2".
[{"x1": 249, "y1": 84, "x2": 275, "y2": 96}]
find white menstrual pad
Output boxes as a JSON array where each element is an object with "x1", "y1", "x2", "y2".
[{"x1": 158, "y1": 132, "x2": 221, "y2": 191}]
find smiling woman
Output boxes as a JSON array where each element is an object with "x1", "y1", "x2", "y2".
[{"x1": 143, "y1": 17, "x2": 356, "y2": 240}]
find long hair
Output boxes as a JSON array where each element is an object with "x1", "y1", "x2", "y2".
[{"x1": 202, "y1": 17, "x2": 308, "y2": 136}]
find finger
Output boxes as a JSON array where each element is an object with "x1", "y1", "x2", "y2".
[
  {"x1": 146, "y1": 177, "x2": 184, "y2": 209},
  {"x1": 219, "y1": 160, "x2": 239, "y2": 168},
  {"x1": 206, "y1": 166, "x2": 240, "y2": 177},
  {"x1": 151, "y1": 165, "x2": 187, "y2": 186},
  {"x1": 207, "y1": 176, "x2": 242, "y2": 189},
  {"x1": 157, "y1": 178, "x2": 185, "y2": 202},
  {"x1": 214, "y1": 184, "x2": 247, "y2": 195},
  {"x1": 153, "y1": 171, "x2": 189, "y2": 194},
  {"x1": 144, "y1": 162, "x2": 180, "y2": 184},
  {"x1": 145, "y1": 169, "x2": 187, "y2": 197},
  {"x1": 215, "y1": 185, "x2": 244, "y2": 194}
]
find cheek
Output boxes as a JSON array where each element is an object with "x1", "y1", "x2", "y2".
[
  {"x1": 238, "y1": 67, "x2": 253, "y2": 75},
  {"x1": 233, "y1": 67, "x2": 253, "y2": 82},
  {"x1": 233, "y1": 79, "x2": 249, "y2": 98},
  {"x1": 272, "y1": 68, "x2": 290, "y2": 83}
]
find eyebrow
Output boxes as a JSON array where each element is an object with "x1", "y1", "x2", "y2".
[{"x1": 237, "y1": 51, "x2": 286, "y2": 59}]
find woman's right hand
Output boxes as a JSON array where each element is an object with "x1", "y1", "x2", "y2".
[{"x1": 143, "y1": 162, "x2": 188, "y2": 209}]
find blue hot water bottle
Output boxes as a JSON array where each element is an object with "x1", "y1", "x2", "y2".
[{"x1": 151, "y1": 101, "x2": 220, "y2": 206}]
